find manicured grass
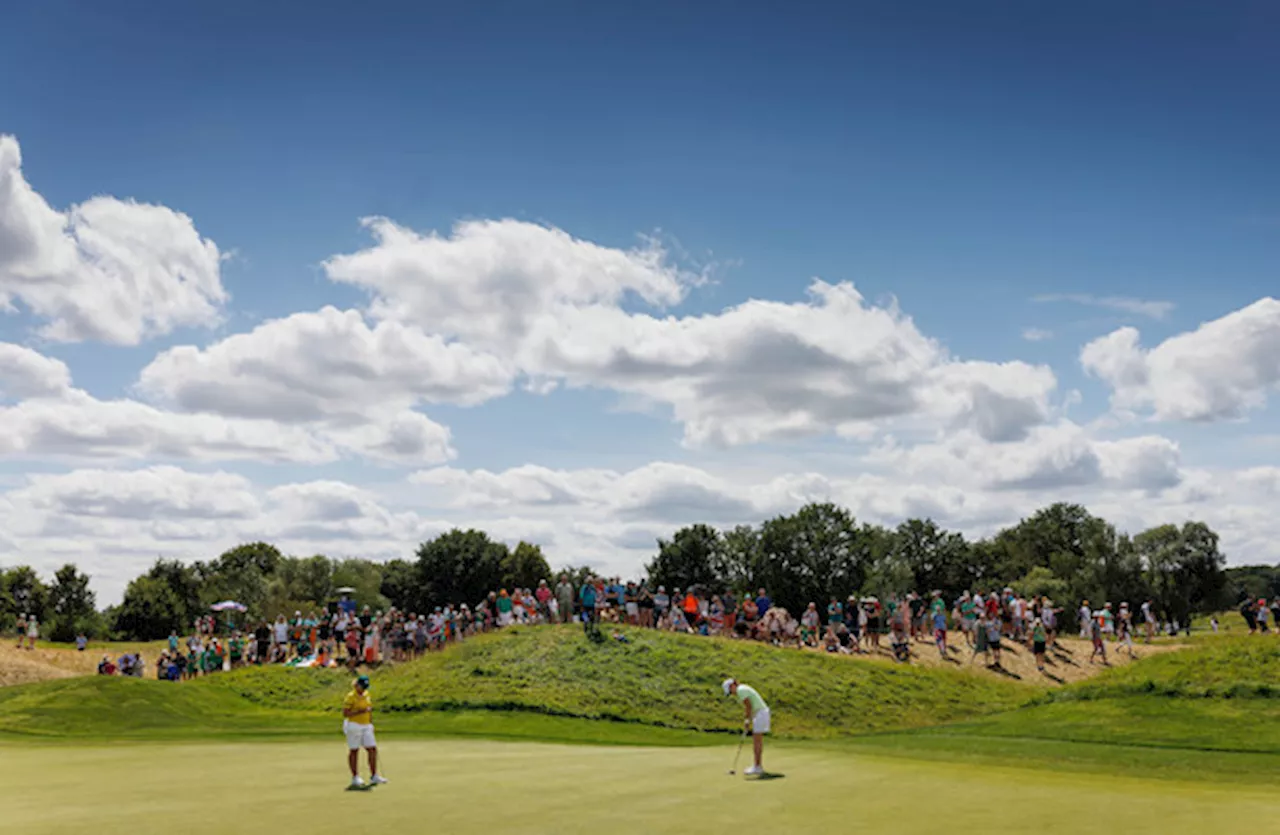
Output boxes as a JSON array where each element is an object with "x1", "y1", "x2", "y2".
[
  {"x1": 5, "y1": 739, "x2": 1276, "y2": 834},
  {"x1": 203, "y1": 625, "x2": 1027, "y2": 737},
  {"x1": 845, "y1": 697, "x2": 1280, "y2": 784}
]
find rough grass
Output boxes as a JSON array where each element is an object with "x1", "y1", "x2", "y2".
[
  {"x1": 0, "y1": 625, "x2": 1026, "y2": 741},
  {"x1": 1049, "y1": 636, "x2": 1280, "y2": 700},
  {"x1": 205, "y1": 625, "x2": 1029, "y2": 736}
]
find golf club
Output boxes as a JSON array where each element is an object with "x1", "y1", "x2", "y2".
[{"x1": 727, "y1": 727, "x2": 747, "y2": 774}]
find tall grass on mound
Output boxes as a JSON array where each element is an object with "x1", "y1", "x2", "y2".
[
  {"x1": 0, "y1": 675, "x2": 331, "y2": 739},
  {"x1": 1052, "y1": 637, "x2": 1280, "y2": 701},
  {"x1": 208, "y1": 625, "x2": 1028, "y2": 738}
]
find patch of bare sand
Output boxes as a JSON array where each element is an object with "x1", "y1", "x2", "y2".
[
  {"x1": 0, "y1": 641, "x2": 167, "y2": 686},
  {"x1": 828, "y1": 635, "x2": 1187, "y2": 686}
]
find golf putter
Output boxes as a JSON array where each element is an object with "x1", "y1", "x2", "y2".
[{"x1": 727, "y1": 728, "x2": 747, "y2": 774}]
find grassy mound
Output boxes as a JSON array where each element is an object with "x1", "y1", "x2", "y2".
[
  {"x1": 851, "y1": 637, "x2": 1280, "y2": 781},
  {"x1": 208, "y1": 625, "x2": 1029, "y2": 737},
  {"x1": 0, "y1": 674, "x2": 329, "y2": 739},
  {"x1": 1051, "y1": 637, "x2": 1280, "y2": 700},
  {"x1": 0, "y1": 625, "x2": 1027, "y2": 741}
]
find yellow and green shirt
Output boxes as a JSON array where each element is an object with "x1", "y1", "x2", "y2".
[{"x1": 343, "y1": 689, "x2": 372, "y2": 725}]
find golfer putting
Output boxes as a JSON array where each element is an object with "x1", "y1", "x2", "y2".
[
  {"x1": 722, "y1": 677, "x2": 770, "y2": 775},
  {"x1": 342, "y1": 674, "x2": 388, "y2": 789}
]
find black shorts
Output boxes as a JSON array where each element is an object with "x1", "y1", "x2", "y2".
[{"x1": 1033, "y1": 641, "x2": 1046, "y2": 654}]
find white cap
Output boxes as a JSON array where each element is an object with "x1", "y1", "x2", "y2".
[{"x1": 721, "y1": 678, "x2": 735, "y2": 696}]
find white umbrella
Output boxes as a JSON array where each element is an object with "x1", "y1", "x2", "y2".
[{"x1": 210, "y1": 601, "x2": 247, "y2": 612}]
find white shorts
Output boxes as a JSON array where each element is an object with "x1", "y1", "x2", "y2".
[
  {"x1": 343, "y1": 721, "x2": 376, "y2": 750},
  {"x1": 625, "y1": 603, "x2": 639, "y2": 616},
  {"x1": 752, "y1": 707, "x2": 771, "y2": 735}
]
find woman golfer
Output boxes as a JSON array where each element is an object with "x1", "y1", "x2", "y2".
[
  {"x1": 342, "y1": 675, "x2": 388, "y2": 788},
  {"x1": 722, "y1": 678, "x2": 770, "y2": 775}
]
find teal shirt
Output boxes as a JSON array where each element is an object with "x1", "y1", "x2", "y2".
[{"x1": 736, "y1": 684, "x2": 768, "y2": 714}]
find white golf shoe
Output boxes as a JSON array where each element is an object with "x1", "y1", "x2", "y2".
[
  {"x1": 350, "y1": 776, "x2": 366, "y2": 788},
  {"x1": 744, "y1": 765, "x2": 763, "y2": 775},
  {"x1": 370, "y1": 774, "x2": 389, "y2": 785}
]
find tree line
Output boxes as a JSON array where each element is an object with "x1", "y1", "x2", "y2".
[{"x1": 1, "y1": 501, "x2": 1260, "y2": 641}]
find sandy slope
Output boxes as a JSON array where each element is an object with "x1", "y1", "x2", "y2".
[
  {"x1": 0, "y1": 632, "x2": 1181, "y2": 689},
  {"x1": 0, "y1": 641, "x2": 166, "y2": 686},
  {"x1": 829, "y1": 633, "x2": 1186, "y2": 685}
]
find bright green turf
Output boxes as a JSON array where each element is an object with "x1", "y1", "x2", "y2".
[{"x1": 4, "y1": 739, "x2": 1274, "y2": 834}]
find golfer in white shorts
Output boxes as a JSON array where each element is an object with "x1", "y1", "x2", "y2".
[
  {"x1": 342, "y1": 675, "x2": 388, "y2": 788},
  {"x1": 723, "y1": 678, "x2": 770, "y2": 775}
]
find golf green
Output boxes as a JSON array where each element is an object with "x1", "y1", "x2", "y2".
[{"x1": 4, "y1": 739, "x2": 1274, "y2": 833}]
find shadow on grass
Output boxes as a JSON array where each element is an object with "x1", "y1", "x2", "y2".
[
  {"x1": 987, "y1": 664, "x2": 1022, "y2": 681},
  {"x1": 753, "y1": 772, "x2": 786, "y2": 781}
]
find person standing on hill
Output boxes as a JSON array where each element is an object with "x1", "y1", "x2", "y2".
[
  {"x1": 555, "y1": 575, "x2": 575, "y2": 624},
  {"x1": 1141, "y1": 599, "x2": 1157, "y2": 642},
  {"x1": 722, "y1": 678, "x2": 770, "y2": 775},
  {"x1": 342, "y1": 674, "x2": 388, "y2": 789},
  {"x1": 579, "y1": 577, "x2": 599, "y2": 636},
  {"x1": 1030, "y1": 617, "x2": 1048, "y2": 672}
]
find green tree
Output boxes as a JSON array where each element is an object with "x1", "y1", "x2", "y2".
[
  {"x1": 330, "y1": 558, "x2": 389, "y2": 613},
  {"x1": 378, "y1": 558, "x2": 423, "y2": 613},
  {"x1": 891, "y1": 518, "x2": 973, "y2": 598},
  {"x1": 755, "y1": 503, "x2": 874, "y2": 615},
  {"x1": 718, "y1": 524, "x2": 762, "y2": 593},
  {"x1": 1225, "y1": 565, "x2": 1280, "y2": 603},
  {"x1": 1014, "y1": 566, "x2": 1069, "y2": 602},
  {"x1": 265, "y1": 555, "x2": 334, "y2": 615},
  {"x1": 987, "y1": 503, "x2": 1120, "y2": 627},
  {"x1": 501, "y1": 541, "x2": 552, "y2": 590},
  {"x1": 646, "y1": 524, "x2": 724, "y2": 593},
  {"x1": 48, "y1": 564, "x2": 96, "y2": 642},
  {"x1": 200, "y1": 542, "x2": 282, "y2": 614},
  {"x1": 1, "y1": 566, "x2": 49, "y2": 626},
  {"x1": 146, "y1": 559, "x2": 204, "y2": 628},
  {"x1": 1135, "y1": 522, "x2": 1227, "y2": 625},
  {"x1": 415, "y1": 529, "x2": 508, "y2": 609},
  {"x1": 113, "y1": 576, "x2": 185, "y2": 639}
]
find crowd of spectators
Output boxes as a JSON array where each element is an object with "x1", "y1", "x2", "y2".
[{"x1": 78, "y1": 577, "x2": 1278, "y2": 681}]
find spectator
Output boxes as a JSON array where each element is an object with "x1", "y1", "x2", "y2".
[
  {"x1": 554, "y1": 575, "x2": 575, "y2": 624},
  {"x1": 755, "y1": 589, "x2": 771, "y2": 617}
]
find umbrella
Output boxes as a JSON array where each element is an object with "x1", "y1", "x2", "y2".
[
  {"x1": 335, "y1": 587, "x2": 357, "y2": 595},
  {"x1": 211, "y1": 601, "x2": 247, "y2": 613}
]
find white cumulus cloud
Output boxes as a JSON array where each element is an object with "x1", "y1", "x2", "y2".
[
  {"x1": 1081, "y1": 297, "x2": 1280, "y2": 421},
  {"x1": 0, "y1": 135, "x2": 227, "y2": 344}
]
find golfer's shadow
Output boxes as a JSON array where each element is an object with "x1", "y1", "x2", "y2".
[{"x1": 752, "y1": 772, "x2": 786, "y2": 781}]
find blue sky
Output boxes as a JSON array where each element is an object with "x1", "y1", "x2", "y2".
[{"x1": 1, "y1": 1, "x2": 1278, "y2": 599}]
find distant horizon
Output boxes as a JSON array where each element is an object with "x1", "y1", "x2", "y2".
[{"x1": 1, "y1": 1, "x2": 1279, "y2": 603}]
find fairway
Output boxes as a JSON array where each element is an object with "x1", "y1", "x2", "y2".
[{"x1": 5, "y1": 739, "x2": 1275, "y2": 834}]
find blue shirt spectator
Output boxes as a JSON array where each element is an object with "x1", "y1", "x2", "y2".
[{"x1": 756, "y1": 590, "x2": 771, "y2": 616}]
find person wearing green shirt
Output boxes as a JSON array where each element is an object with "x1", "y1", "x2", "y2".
[
  {"x1": 1031, "y1": 618, "x2": 1048, "y2": 672},
  {"x1": 722, "y1": 678, "x2": 770, "y2": 775}
]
